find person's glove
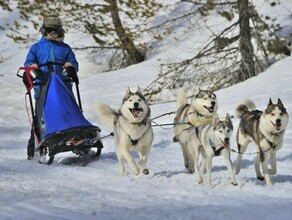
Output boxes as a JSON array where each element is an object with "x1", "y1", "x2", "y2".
[
  {"x1": 65, "y1": 66, "x2": 79, "y2": 85},
  {"x1": 22, "y1": 72, "x2": 30, "y2": 88}
]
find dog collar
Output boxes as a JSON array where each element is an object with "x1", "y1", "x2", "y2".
[
  {"x1": 131, "y1": 119, "x2": 149, "y2": 126},
  {"x1": 189, "y1": 109, "x2": 205, "y2": 118},
  {"x1": 270, "y1": 130, "x2": 284, "y2": 136}
]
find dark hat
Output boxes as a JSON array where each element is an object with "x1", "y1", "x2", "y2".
[
  {"x1": 42, "y1": 15, "x2": 65, "y2": 33},
  {"x1": 44, "y1": 15, "x2": 62, "y2": 27}
]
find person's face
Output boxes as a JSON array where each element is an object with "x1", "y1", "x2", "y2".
[
  {"x1": 45, "y1": 27, "x2": 60, "y2": 39},
  {"x1": 47, "y1": 32, "x2": 59, "y2": 40}
]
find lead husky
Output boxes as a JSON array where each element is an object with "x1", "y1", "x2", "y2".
[
  {"x1": 194, "y1": 113, "x2": 237, "y2": 186},
  {"x1": 234, "y1": 98, "x2": 289, "y2": 185},
  {"x1": 173, "y1": 88, "x2": 218, "y2": 173},
  {"x1": 95, "y1": 87, "x2": 153, "y2": 176}
]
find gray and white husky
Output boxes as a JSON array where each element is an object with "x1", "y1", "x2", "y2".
[
  {"x1": 173, "y1": 88, "x2": 218, "y2": 173},
  {"x1": 234, "y1": 98, "x2": 289, "y2": 185},
  {"x1": 95, "y1": 87, "x2": 153, "y2": 176},
  {"x1": 192, "y1": 113, "x2": 237, "y2": 186}
]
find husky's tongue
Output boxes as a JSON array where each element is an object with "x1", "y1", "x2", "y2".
[
  {"x1": 130, "y1": 108, "x2": 143, "y2": 118},
  {"x1": 223, "y1": 142, "x2": 230, "y2": 148},
  {"x1": 204, "y1": 105, "x2": 215, "y2": 113},
  {"x1": 274, "y1": 123, "x2": 282, "y2": 130},
  {"x1": 272, "y1": 121, "x2": 282, "y2": 130}
]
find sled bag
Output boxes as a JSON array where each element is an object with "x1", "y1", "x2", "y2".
[{"x1": 43, "y1": 73, "x2": 93, "y2": 138}]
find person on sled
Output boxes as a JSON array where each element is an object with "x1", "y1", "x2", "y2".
[{"x1": 24, "y1": 15, "x2": 79, "y2": 160}]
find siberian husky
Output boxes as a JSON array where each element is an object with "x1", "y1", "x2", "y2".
[
  {"x1": 193, "y1": 113, "x2": 237, "y2": 186},
  {"x1": 173, "y1": 88, "x2": 218, "y2": 173},
  {"x1": 234, "y1": 98, "x2": 289, "y2": 185},
  {"x1": 95, "y1": 87, "x2": 153, "y2": 176}
]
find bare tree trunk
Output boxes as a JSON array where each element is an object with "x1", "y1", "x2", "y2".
[
  {"x1": 238, "y1": 0, "x2": 255, "y2": 81},
  {"x1": 108, "y1": 0, "x2": 145, "y2": 64}
]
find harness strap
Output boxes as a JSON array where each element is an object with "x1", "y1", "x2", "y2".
[
  {"x1": 195, "y1": 126, "x2": 199, "y2": 137},
  {"x1": 262, "y1": 130, "x2": 282, "y2": 152},
  {"x1": 209, "y1": 139, "x2": 224, "y2": 156},
  {"x1": 117, "y1": 113, "x2": 150, "y2": 146},
  {"x1": 131, "y1": 139, "x2": 139, "y2": 146},
  {"x1": 213, "y1": 146, "x2": 224, "y2": 156},
  {"x1": 267, "y1": 139, "x2": 276, "y2": 149}
]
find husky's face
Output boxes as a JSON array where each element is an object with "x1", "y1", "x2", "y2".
[
  {"x1": 120, "y1": 87, "x2": 150, "y2": 122},
  {"x1": 262, "y1": 98, "x2": 289, "y2": 132},
  {"x1": 213, "y1": 114, "x2": 233, "y2": 148},
  {"x1": 192, "y1": 89, "x2": 218, "y2": 116}
]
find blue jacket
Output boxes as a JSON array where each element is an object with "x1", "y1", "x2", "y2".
[{"x1": 24, "y1": 37, "x2": 79, "y2": 98}]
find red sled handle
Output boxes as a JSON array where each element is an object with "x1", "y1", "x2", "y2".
[{"x1": 16, "y1": 66, "x2": 39, "y2": 94}]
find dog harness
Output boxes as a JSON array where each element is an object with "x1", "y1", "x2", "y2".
[
  {"x1": 209, "y1": 139, "x2": 225, "y2": 156},
  {"x1": 129, "y1": 117, "x2": 150, "y2": 146},
  {"x1": 194, "y1": 126, "x2": 225, "y2": 156}
]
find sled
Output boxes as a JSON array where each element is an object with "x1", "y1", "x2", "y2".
[{"x1": 17, "y1": 62, "x2": 103, "y2": 165}]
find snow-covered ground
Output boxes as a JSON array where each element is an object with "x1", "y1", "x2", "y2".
[{"x1": 1, "y1": 1, "x2": 292, "y2": 219}]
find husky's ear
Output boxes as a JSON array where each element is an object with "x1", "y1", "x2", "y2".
[
  {"x1": 137, "y1": 86, "x2": 142, "y2": 94},
  {"x1": 125, "y1": 87, "x2": 131, "y2": 96},
  {"x1": 212, "y1": 114, "x2": 219, "y2": 126},
  {"x1": 225, "y1": 113, "x2": 233, "y2": 129},
  {"x1": 277, "y1": 98, "x2": 284, "y2": 106},
  {"x1": 194, "y1": 87, "x2": 201, "y2": 99},
  {"x1": 268, "y1": 98, "x2": 273, "y2": 106}
]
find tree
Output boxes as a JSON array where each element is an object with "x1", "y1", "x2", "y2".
[
  {"x1": 143, "y1": 0, "x2": 290, "y2": 104},
  {"x1": 5, "y1": 0, "x2": 162, "y2": 69},
  {"x1": 0, "y1": 0, "x2": 11, "y2": 11},
  {"x1": 0, "y1": 0, "x2": 12, "y2": 63},
  {"x1": 237, "y1": 0, "x2": 255, "y2": 81},
  {"x1": 106, "y1": 0, "x2": 145, "y2": 64}
]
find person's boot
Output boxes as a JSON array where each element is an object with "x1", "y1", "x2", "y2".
[{"x1": 27, "y1": 128, "x2": 35, "y2": 160}]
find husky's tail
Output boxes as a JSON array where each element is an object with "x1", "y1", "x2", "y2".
[
  {"x1": 235, "y1": 99, "x2": 256, "y2": 118},
  {"x1": 176, "y1": 88, "x2": 188, "y2": 110},
  {"x1": 95, "y1": 103, "x2": 119, "y2": 130}
]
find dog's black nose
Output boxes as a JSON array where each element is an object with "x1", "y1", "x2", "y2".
[
  {"x1": 276, "y1": 119, "x2": 281, "y2": 124},
  {"x1": 134, "y1": 102, "x2": 139, "y2": 108},
  {"x1": 224, "y1": 137, "x2": 229, "y2": 142},
  {"x1": 211, "y1": 101, "x2": 216, "y2": 106}
]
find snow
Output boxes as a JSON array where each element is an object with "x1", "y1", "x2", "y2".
[{"x1": 1, "y1": 2, "x2": 292, "y2": 220}]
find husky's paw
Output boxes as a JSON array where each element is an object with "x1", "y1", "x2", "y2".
[
  {"x1": 188, "y1": 169, "x2": 195, "y2": 174},
  {"x1": 142, "y1": 168, "x2": 150, "y2": 175},
  {"x1": 257, "y1": 176, "x2": 265, "y2": 181},
  {"x1": 132, "y1": 168, "x2": 140, "y2": 175},
  {"x1": 196, "y1": 175, "x2": 203, "y2": 184},
  {"x1": 231, "y1": 181, "x2": 238, "y2": 186},
  {"x1": 186, "y1": 166, "x2": 195, "y2": 174},
  {"x1": 269, "y1": 169, "x2": 276, "y2": 175},
  {"x1": 234, "y1": 167, "x2": 240, "y2": 175},
  {"x1": 119, "y1": 167, "x2": 126, "y2": 176}
]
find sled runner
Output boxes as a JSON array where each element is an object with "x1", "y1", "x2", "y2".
[{"x1": 17, "y1": 62, "x2": 103, "y2": 165}]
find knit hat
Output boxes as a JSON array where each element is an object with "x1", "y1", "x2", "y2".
[
  {"x1": 39, "y1": 15, "x2": 65, "y2": 35},
  {"x1": 44, "y1": 15, "x2": 63, "y2": 28}
]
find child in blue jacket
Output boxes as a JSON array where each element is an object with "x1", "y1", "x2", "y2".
[{"x1": 24, "y1": 15, "x2": 79, "y2": 159}]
